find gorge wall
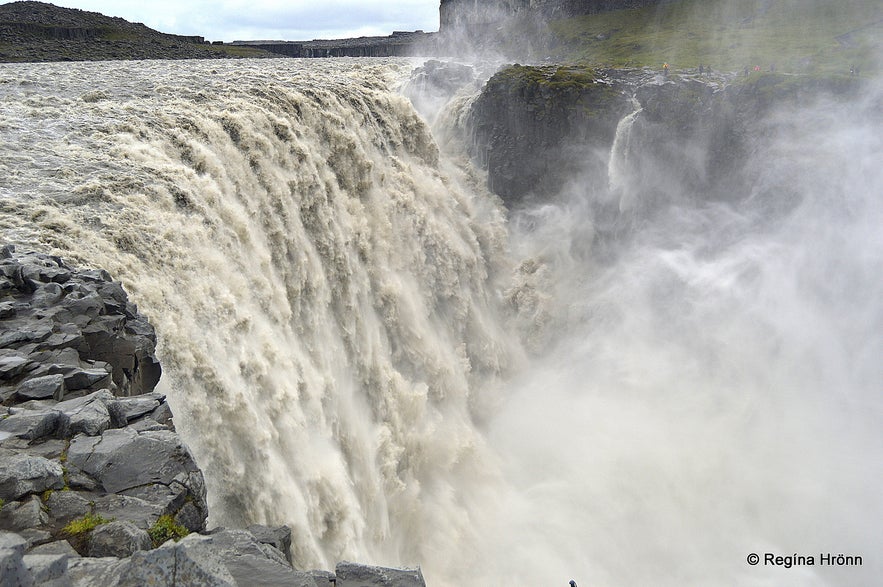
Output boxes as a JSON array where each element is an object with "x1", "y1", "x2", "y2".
[{"x1": 464, "y1": 65, "x2": 865, "y2": 212}]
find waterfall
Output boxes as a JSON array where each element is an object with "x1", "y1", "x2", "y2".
[
  {"x1": 607, "y1": 98, "x2": 642, "y2": 212},
  {"x1": 2, "y1": 57, "x2": 880, "y2": 586},
  {"x1": 0, "y1": 58, "x2": 517, "y2": 577}
]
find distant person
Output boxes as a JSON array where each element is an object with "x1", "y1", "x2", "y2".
[{"x1": 662, "y1": 62, "x2": 670, "y2": 76}]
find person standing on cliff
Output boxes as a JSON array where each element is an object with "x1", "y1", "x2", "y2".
[{"x1": 662, "y1": 62, "x2": 670, "y2": 76}]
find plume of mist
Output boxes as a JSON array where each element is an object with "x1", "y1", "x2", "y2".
[{"x1": 440, "y1": 66, "x2": 883, "y2": 585}]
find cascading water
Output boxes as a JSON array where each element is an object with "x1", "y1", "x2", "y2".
[
  {"x1": 0, "y1": 58, "x2": 518, "y2": 576},
  {"x1": 607, "y1": 98, "x2": 642, "y2": 211},
  {"x1": 1, "y1": 56, "x2": 880, "y2": 586}
]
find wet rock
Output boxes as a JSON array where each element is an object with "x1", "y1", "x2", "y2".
[
  {"x1": 27, "y1": 539, "x2": 80, "y2": 557},
  {"x1": 56, "y1": 391, "x2": 115, "y2": 438},
  {"x1": 122, "y1": 534, "x2": 238, "y2": 586},
  {"x1": 1, "y1": 247, "x2": 161, "y2": 398},
  {"x1": 0, "y1": 531, "x2": 34, "y2": 587},
  {"x1": 65, "y1": 556, "x2": 128, "y2": 586},
  {"x1": 0, "y1": 407, "x2": 61, "y2": 441},
  {"x1": 88, "y1": 521, "x2": 151, "y2": 558},
  {"x1": 335, "y1": 561, "x2": 426, "y2": 587},
  {"x1": 22, "y1": 552, "x2": 70, "y2": 585},
  {"x1": 45, "y1": 492, "x2": 93, "y2": 527},
  {"x1": 174, "y1": 530, "x2": 315, "y2": 587},
  {"x1": 62, "y1": 368, "x2": 111, "y2": 392},
  {"x1": 149, "y1": 402, "x2": 174, "y2": 428},
  {"x1": 90, "y1": 494, "x2": 162, "y2": 530},
  {"x1": 0, "y1": 496, "x2": 48, "y2": 532},
  {"x1": 247, "y1": 524, "x2": 293, "y2": 565},
  {"x1": 111, "y1": 393, "x2": 162, "y2": 422},
  {"x1": 0, "y1": 453, "x2": 64, "y2": 501},
  {"x1": 67, "y1": 428, "x2": 200, "y2": 494},
  {"x1": 468, "y1": 64, "x2": 634, "y2": 204},
  {"x1": 0, "y1": 355, "x2": 30, "y2": 380},
  {"x1": 14, "y1": 374, "x2": 65, "y2": 401}
]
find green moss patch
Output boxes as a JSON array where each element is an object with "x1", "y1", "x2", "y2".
[
  {"x1": 62, "y1": 513, "x2": 111, "y2": 536},
  {"x1": 148, "y1": 514, "x2": 190, "y2": 547}
]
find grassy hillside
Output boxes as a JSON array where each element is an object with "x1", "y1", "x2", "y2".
[
  {"x1": 0, "y1": 1, "x2": 272, "y2": 62},
  {"x1": 543, "y1": 0, "x2": 882, "y2": 74}
]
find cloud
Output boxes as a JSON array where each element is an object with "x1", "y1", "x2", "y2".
[{"x1": 47, "y1": 0, "x2": 440, "y2": 41}]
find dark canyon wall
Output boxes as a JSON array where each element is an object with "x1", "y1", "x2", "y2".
[{"x1": 465, "y1": 65, "x2": 864, "y2": 209}]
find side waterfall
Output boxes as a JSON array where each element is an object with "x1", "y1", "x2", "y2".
[{"x1": 607, "y1": 98, "x2": 642, "y2": 212}]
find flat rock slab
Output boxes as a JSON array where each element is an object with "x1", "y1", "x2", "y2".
[
  {"x1": 0, "y1": 452, "x2": 64, "y2": 502},
  {"x1": 67, "y1": 428, "x2": 199, "y2": 494},
  {"x1": 14, "y1": 373, "x2": 65, "y2": 401},
  {"x1": 335, "y1": 561, "x2": 426, "y2": 587}
]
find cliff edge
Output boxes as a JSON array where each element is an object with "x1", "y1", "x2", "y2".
[{"x1": 0, "y1": 245, "x2": 425, "y2": 586}]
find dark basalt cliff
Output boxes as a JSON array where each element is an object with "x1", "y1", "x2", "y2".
[
  {"x1": 468, "y1": 64, "x2": 633, "y2": 202},
  {"x1": 0, "y1": 245, "x2": 427, "y2": 586},
  {"x1": 466, "y1": 64, "x2": 865, "y2": 209}
]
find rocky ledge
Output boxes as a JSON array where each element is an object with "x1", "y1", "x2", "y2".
[
  {"x1": 465, "y1": 64, "x2": 865, "y2": 208},
  {"x1": 0, "y1": 245, "x2": 425, "y2": 586}
]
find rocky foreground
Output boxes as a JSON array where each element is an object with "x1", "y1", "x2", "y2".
[{"x1": 0, "y1": 245, "x2": 425, "y2": 586}]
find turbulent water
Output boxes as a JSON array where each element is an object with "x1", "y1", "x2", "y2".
[{"x1": 1, "y1": 58, "x2": 880, "y2": 586}]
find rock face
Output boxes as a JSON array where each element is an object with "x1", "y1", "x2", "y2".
[
  {"x1": 336, "y1": 561, "x2": 426, "y2": 587},
  {"x1": 467, "y1": 64, "x2": 633, "y2": 204},
  {"x1": 466, "y1": 65, "x2": 865, "y2": 210},
  {"x1": 0, "y1": 244, "x2": 199, "y2": 545},
  {"x1": 0, "y1": 245, "x2": 161, "y2": 399},
  {"x1": 0, "y1": 244, "x2": 427, "y2": 586},
  {"x1": 0, "y1": 245, "x2": 207, "y2": 557}
]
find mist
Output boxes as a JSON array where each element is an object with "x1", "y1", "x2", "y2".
[
  {"x1": 433, "y1": 68, "x2": 882, "y2": 585},
  {"x1": 1, "y1": 5, "x2": 880, "y2": 581}
]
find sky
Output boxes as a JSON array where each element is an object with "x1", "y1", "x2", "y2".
[{"x1": 41, "y1": 1, "x2": 441, "y2": 42}]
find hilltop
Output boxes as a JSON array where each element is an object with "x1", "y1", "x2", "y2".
[
  {"x1": 0, "y1": 1, "x2": 272, "y2": 62},
  {"x1": 440, "y1": 0, "x2": 882, "y2": 75}
]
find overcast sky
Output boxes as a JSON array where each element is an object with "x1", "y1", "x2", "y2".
[{"x1": 43, "y1": 1, "x2": 440, "y2": 42}]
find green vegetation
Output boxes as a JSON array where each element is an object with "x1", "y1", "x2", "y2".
[
  {"x1": 544, "y1": 0, "x2": 882, "y2": 74},
  {"x1": 62, "y1": 513, "x2": 111, "y2": 536},
  {"x1": 147, "y1": 514, "x2": 190, "y2": 547},
  {"x1": 99, "y1": 28, "x2": 141, "y2": 42},
  {"x1": 486, "y1": 63, "x2": 625, "y2": 119},
  {"x1": 493, "y1": 64, "x2": 600, "y2": 91}
]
